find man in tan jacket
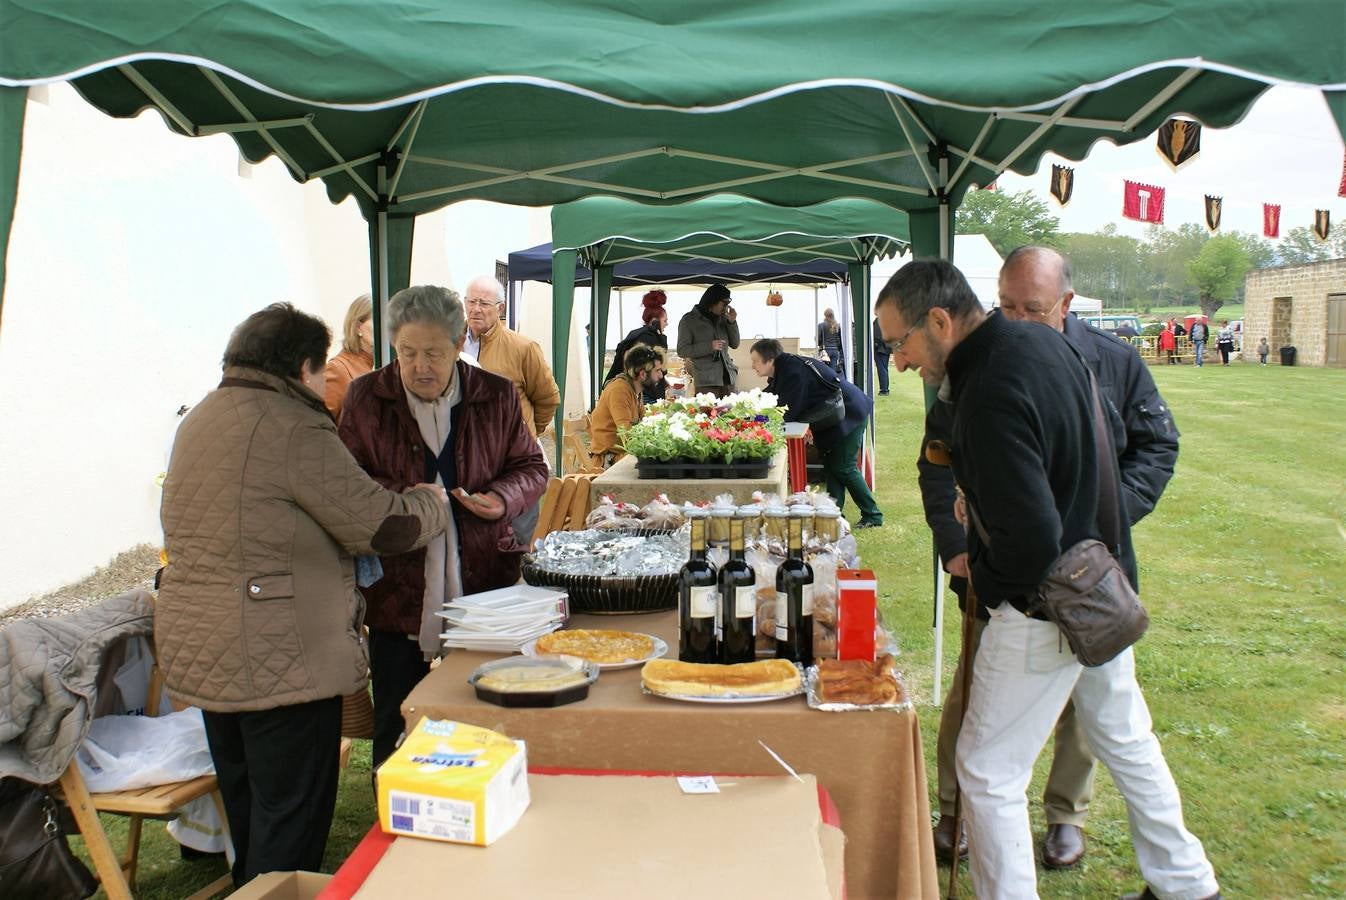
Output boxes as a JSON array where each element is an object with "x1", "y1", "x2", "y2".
[
  {"x1": 589, "y1": 345, "x2": 664, "y2": 466},
  {"x1": 463, "y1": 275, "x2": 561, "y2": 437},
  {"x1": 463, "y1": 275, "x2": 560, "y2": 544}
]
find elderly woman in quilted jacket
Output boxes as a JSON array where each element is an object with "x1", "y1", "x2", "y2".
[
  {"x1": 339, "y1": 285, "x2": 550, "y2": 768},
  {"x1": 158, "y1": 303, "x2": 450, "y2": 886}
]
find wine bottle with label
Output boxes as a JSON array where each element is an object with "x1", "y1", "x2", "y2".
[
  {"x1": 679, "y1": 510, "x2": 719, "y2": 663},
  {"x1": 719, "y1": 514, "x2": 757, "y2": 664},
  {"x1": 775, "y1": 514, "x2": 815, "y2": 666}
]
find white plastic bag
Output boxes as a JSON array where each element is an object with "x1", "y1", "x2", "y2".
[
  {"x1": 167, "y1": 794, "x2": 235, "y2": 863},
  {"x1": 76, "y1": 707, "x2": 215, "y2": 792}
]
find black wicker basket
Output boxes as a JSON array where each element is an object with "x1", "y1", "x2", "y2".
[{"x1": 522, "y1": 528, "x2": 681, "y2": 614}]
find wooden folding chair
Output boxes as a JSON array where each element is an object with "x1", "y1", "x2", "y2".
[
  {"x1": 54, "y1": 662, "x2": 232, "y2": 900},
  {"x1": 562, "y1": 415, "x2": 603, "y2": 475}
]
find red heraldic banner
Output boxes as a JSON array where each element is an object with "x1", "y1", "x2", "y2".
[
  {"x1": 1123, "y1": 181, "x2": 1165, "y2": 224},
  {"x1": 1263, "y1": 203, "x2": 1281, "y2": 238}
]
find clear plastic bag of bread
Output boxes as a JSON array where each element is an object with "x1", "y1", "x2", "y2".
[
  {"x1": 637, "y1": 493, "x2": 684, "y2": 531},
  {"x1": 755, "y1": 583, "x2": 837, "y2": 660},
  {"x1": 584, "y1": 494, "x2": 643, "y2": 530},
  {"x1": 805, "y1": 548, "x2": 839, "y2": 631}
]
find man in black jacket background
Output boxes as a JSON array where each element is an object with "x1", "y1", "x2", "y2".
[
  {"x1": 878, "y1": 260, "x2": 1218, "y2": 900},
  {"x1": 920, "y1": 246, "x2": 1180, "y2": 868}
]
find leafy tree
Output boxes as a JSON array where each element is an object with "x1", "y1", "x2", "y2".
[
  {"x1": 1227, "y1": 231, "x2": 1277, "y2": 301},
  {"x1": 1143, "y1": 223, "x2": 1209, "y2": 306},
  {"x1": 1186, "y1": 235, "x2": 1251, "y2": 318},
  {"x1": 1059, "y1": 230, "x2": 1148, "y2": 307},
  {"x1": 1277, "y1": 226, "x2": 1346, "y2": 265},
  {"x1": 1231, "y1": 231, "x2": 1277, "y2": 270},
  {"x1": 955, "y1": 188, "x2": 1060, "y2": 255}
]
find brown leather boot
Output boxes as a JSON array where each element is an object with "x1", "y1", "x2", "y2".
[
  {"x1": 933, "y1": 816, "x2": 968, "y2": 864},
  {"x1": 1042, "y1": 823, "x2": 1086, "y2": 869}
]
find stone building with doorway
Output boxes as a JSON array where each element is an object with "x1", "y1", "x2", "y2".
[{"x1": 1241, "y1": 258, "x2": 1346, "y2": 366}]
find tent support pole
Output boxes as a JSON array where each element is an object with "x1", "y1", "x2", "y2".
[
  {"x1": 0, "y1": 87, "x2": 27, "y2": 334},
  {"x1": 590, "y1": 265, "x2": 614, "y2": 408},
  {"x1": 551, "y1": 250, "x2": 579, "y2": 471},
  {"x1": 373, "y1": 161, "x2": 390, "y2": 368}
]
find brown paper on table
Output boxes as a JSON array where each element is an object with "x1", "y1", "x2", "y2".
[
  {"x1": 354, "y1": 774, "x2": 833, "y2": 900},
  {"x1": 406, "y1": 610, "x2": 939, "y2": 899}
]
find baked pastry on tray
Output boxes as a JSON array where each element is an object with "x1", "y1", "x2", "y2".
[
  {"x1": 535, "y1": 629, "x2": 655, "y2": 664},
  {"x1": 641, "y1": 658, "x2": 801, "y2": 697}
]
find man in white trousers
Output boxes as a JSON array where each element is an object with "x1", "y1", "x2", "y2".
[{"x1": 876, "y1": 259, "x2": 1219, "y2": 900}]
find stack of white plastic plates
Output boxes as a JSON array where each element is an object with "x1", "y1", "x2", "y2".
[{"x1": 437, "y1": 584, "x2": 569, "y2": 653}]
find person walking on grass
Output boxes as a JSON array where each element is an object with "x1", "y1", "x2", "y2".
[
  {"x1": 1159, "y1": 323, "x2": 1177, "y2": 365},
  {"x1": 1258, "y1": 337, "x2": 1270, "y2": 366},
  {"x1": 1189, "y1": 319, "x2": 1210, "y2": 367},
  {"x1": 1216, "y1": 320, "x2": 1236, "y2": 366}
]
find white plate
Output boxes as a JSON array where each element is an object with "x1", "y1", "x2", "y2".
[
  {"x1": 522, "y1": 633, "x2": 669, "y2": 670},
  {"x1": 641, "y1": 685, "x2": 803, "y2": 704}
]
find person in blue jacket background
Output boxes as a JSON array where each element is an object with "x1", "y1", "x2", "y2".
[{"x1": 749, "y1": 338, "x2": 883, "y2": 528}]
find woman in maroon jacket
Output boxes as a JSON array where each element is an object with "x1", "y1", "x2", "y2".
[{"x1": 339, "y1": 285, "x2": 550, "y2": 767}]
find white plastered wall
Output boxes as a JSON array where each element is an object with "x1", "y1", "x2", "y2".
[{"x1": 0, "y1": 85, "x2": 554, "y2": 611}]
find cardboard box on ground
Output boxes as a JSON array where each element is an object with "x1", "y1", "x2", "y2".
[{"x1": 228, "y1": 871, "x2": 331, "y2": 900}]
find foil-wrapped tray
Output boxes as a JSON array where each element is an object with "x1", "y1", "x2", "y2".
[{"x1": 522, "y1": 528, "x2": 684, "y2": 614}]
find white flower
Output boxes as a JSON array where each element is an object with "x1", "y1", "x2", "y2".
[{"x1": 669, "y1": 423, "x2": 693, "y2": 441}]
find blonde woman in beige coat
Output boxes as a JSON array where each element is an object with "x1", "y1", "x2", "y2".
[{"x1": 158, "y1": 303, "x2": 449, "y2": 887}]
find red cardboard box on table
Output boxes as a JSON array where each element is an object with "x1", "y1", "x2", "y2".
[{"x1": 836, "y1": 569, "x2": 877, "y2": 661}]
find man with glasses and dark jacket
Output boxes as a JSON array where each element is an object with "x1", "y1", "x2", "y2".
[
  {"x1": 881, "y1": 257, "x2": 1215, "y2": 900},
  {"x1": 917, "y1": 246, "x2": 1179, "y2": 870}
]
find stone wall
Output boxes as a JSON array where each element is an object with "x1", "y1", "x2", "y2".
[{"x1": 1241, "y1": 258, "x2": 1346, "y2": 366}]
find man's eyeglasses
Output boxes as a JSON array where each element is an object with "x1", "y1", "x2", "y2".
[
  {"x1": 886, "y1": 315, "x2": 927, "y2": 354},
  {"x1": 465, "y1": 297, "x2": 498, "y2": 309},
  {"x1": 1003, "y1": 294, "x2": 1066, "y2": 322}
]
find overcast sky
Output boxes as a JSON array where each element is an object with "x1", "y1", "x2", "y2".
[{"x1": 991, "y1": 85, "x2": 1346, "y2": 241}]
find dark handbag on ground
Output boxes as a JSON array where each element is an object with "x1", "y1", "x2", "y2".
[
  {"x1": 0, "y1": 777, "x2": 98, "y2": 900},
  {"x1": 795, "y1": 357, "x2": 846, "y2": 430},
  {"x1": 968, "y1": 368, "x2": 1148, "y2": 667}
]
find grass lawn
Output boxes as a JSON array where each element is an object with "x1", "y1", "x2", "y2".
[
  {"x1": 71, "y1": 361, "x2": 1345, "y2": 898},
  {"x1": 1123, "y1": 303, "x2": 1246, "y2": 324}
]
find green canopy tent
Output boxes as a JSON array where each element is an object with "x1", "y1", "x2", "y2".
[
  {"x1": 2, "y1": 0, "x2": 1344, "y2": 337},
  {"x1": 545, "y1": 194, "x2": 909, "y2": 442}
]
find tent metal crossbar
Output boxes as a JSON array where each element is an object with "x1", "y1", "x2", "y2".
[
  {"x1": 115, "y1": 64, "x2": 195, "y2": 136},
  {"x1": 197, "y1": 66, "x2": 317, "y2": 190},
  {"x1": 885, "y1": 93, "x2": 940, "y2": 194},
  {"x1": 1123, "y1": 67, "x2": 1204, "y2": 131},
  {"x1": 660, "y1": 149, "x2": 931, "y2": 199},
  {"x1": 597, "y1": 236, "x2": 745, "y2": 264},
  {"x1": 195, "y1": 114, "x2": 313, "y2": 136},
  {"x1": 396, "y1": 144, "x2": 934, "y2": 205},
  {"x1": 387, "y1": 100, "x2": 427, "y2": 197},
  {"x1": 598, "y1": 234, "x2": 885, "y2": 267},
  {"x1": 993, "y1": 94, "x2": 1085, "y2": 181},
  {"x1": 948, "y1": 114, "x2": 999, "y2": 188},
  {"x1": 310, "y1": 151, "x2": 380, "y2": 179}
]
